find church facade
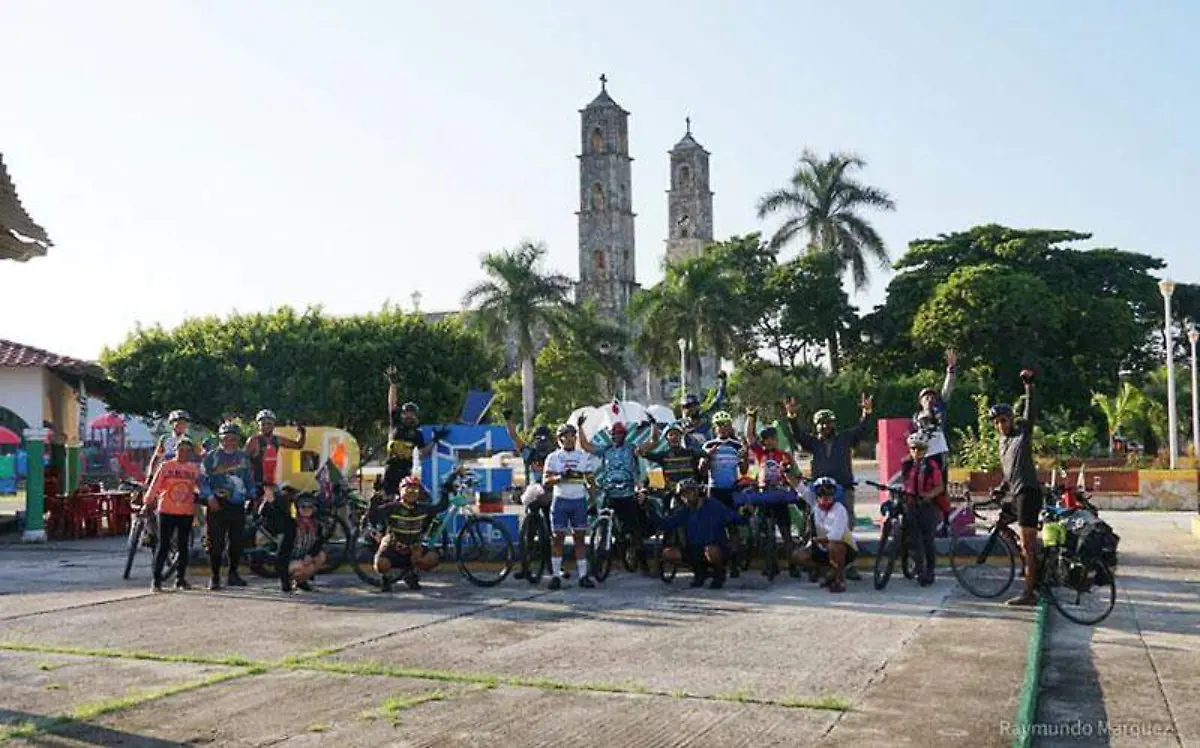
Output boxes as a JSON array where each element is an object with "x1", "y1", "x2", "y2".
[{"x1": 574, "y1": 76, "x2": 719, "y2": 404}]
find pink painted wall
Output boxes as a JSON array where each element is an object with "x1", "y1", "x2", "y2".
[{"x1": 875, "y1": 418, "x2": 910, "y2": 504}]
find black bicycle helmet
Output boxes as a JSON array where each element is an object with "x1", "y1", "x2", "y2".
[
  {"x1": 681, "y1": 393, "x2": 700, "y2": 409},
  {"x1": 533, "y1": 425, "x2": 552, "y2": 440},
  {"x1": 556, "y1": 423, "x2": 577, "y2": 437},
  {"x1": 401, "y1": 402, "x2": 419, "y2": 414},
  {"x1": 218, "y1": 422, "x2": 241, "y2": 437},
  {"x1": 167, "y1": 409, "x2": 190, "y2": 423},
  {"x1": 988, "y1": 403, "x2": 1015, "y2": 419}
]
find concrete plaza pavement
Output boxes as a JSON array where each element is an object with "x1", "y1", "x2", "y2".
[{"x1": 0, "y1": 514, "x2": 1195, "y2": 747}]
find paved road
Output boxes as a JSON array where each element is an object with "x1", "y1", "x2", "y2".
[{"x1": 0, "y1": 514, "x2": 1195, "y2": 747}]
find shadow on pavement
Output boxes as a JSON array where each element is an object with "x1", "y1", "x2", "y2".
[{"x1": 0, "y1": 708, "x2": 189, "y2": 747}]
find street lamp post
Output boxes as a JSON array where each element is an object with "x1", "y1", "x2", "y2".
[
  {"x1": 1159, "y1": 279, "x2": 1178, "y2": 469},
  {"x1": 678, "y1": 338, "x2": 688, "y2": 400},
  {"x1": 1189, "y1": 323, "x2": 1199, "y2": 461}
]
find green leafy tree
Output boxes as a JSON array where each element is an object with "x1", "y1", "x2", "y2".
[
  {"x1": 1090, "y1": 382, "x2": 1145, "y2": 452},
  {"x1": 492, "y1": 338, "x2": 620, "y2": 428},
  {"x1": 100, "y1": 307, "x2": 497, "y2": 460},
  {"x1": 462, "y1": 241, "x2": 575, "y2": 429}
]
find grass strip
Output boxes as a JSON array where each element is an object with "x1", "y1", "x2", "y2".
[
  {"x1": 1011, "y1": 598, "x2": 1048, "y2": 748},
  {"x1": 0, "y1": 642, "x2": 851, "y2": 714},
  {"x1": 0, "y1": 668, "x2": 253, "y2": 744}
]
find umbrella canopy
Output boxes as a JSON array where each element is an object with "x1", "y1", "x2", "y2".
[
  {"x1": 90, "y1": 412, "x2": 126, "y2": 431},
  {"x1": 0, "y1": 426, "x2": 19, "y2": 446}
]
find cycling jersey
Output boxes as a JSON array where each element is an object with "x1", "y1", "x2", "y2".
[
  {"x1": 248, "y1": 433, "x2": 283, "y2": 489},
  {"x1": 202, "y1": 449, "x2": 254, "y2": 505},
  {"x1": 544, "y1": 449, "x2": 591, "y2": 500},
  {"x1": 900, "y1": 456, "x2": 944, "y2": 499},
  {"x1": 146, "y1": 459, "x2": 202, "y2": 516},
  {"x1": 747, "y1": 444, "x2": 793, "y2": 488},
  {"x1": 593, "y1": 442, "x2": 639, "y2": 496},
  {"x1": 703, "y1": 437, "x2": 743, "y2": 490},
  {"x1": 293, "y1": 515, "x2": 325, "y2": 559},
  {"x1": 644, "y1": 445, "x2": 704, "y2": 488},
  {"x1": 381, "y1": 502, "x2": 425, "y2": 549},
  {"x1": 386, "y1": 419, "x2": 426, "y2": 466}
]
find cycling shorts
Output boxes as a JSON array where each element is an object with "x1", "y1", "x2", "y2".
[
  {"x1": 551, "y1": 497, "x2": 588, "y2": 533},
  {"x1": 1016, "y1": 487, "x2": 1042, "y2": 529}
]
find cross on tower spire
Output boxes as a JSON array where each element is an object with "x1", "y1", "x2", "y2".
[
  {"x1": 599, "y1": 73, "x2": 607, "y2": 91},
  {"x1": 685, "y1": 116, "x2": 691, "y2": 135}
]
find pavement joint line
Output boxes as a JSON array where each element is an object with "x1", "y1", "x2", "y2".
[
  {"x1": 1124, "y1": 584, "x2": 1185, "y2": 746},
  {"x1": 0, "y1": 641, "x2": 853, "y2": 714},
  {"x1": 0, "y1": 591, "x2": 157, "y2": 624},
  {"x1": 1011, "y1": 597, "x2": 1047, "y2": 748},
  {"x1": 0, "y1": 666, "x2": 259, "y2": 744}
]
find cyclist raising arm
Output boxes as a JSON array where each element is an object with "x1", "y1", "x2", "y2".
[
  {"x1": 992, "y1": 369, "x2": 1040, "y2": 606},
  {"x1": 679, "y1": 370, "x2": 728, "y2": 446},
  {"x1": 382, "y1": 366, "x2": 438, "y2": 497}
]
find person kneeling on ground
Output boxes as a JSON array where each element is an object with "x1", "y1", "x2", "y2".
[
  {"x1": 288, "y1": 491, "x2": 328, "y2": 592},
  {"x1": 659, "y1": 479, "x2": 745, "y2": 589},
  {"x1": 791, "y1": 477, "x2": 858, "y2": 593},
  {"x1": 374, "y1": 476, "x2": 439, "y2": 591}
]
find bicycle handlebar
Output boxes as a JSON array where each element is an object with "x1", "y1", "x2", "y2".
[{"x1": 858, "y1": 479, "x2": 918, "y2": 501}]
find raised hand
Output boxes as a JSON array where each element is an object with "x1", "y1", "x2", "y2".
[
  {"x1": 746, "y1": 406, "x2": 758, "y2": 417},
  {"x1": 860, "y1": 393, "x2": 874, "y2": 413},
  {"x1": 782, "y1": 396, "x2": 799, "y2": 418},
  {"x1": 576, "y1": 414, "x2": 587, "y2": 428},
  {"x1": 1020, "y1": 368, "x2": 1035, "y2": 386},
  {"x1": 717, "y1": 370, "x2": 728, "y2": 381},
  {"x1": 946, "y1": 349, "x2": 958, "y2": 368},
  {"x1": 383, "y1": 365, "x2": 398, "y2": 383}
]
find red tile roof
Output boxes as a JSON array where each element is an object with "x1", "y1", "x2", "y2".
[{"x1": 0, "y1": 339, "x2": 97, "y2": 373}]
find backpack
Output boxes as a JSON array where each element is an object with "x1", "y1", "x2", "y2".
[{"x1": 1063, "y1": 511, "x2": 1119, "y2": 568}]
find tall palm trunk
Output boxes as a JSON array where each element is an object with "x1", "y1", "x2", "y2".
[
  {"x1": 520, "y1": 356, "x2": 535, "y2": 430},
  {"x1": 827, "y1": 332, "x2": 841, "y2": 374}
]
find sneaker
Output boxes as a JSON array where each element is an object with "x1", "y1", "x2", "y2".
[
  {"x1": 514, "y1": 569, "x2": 529, "y2": 580},
  {"x1": 403, "y1": 573, "x2": 421, "y2": 591},
  {"x1": 1005, "y1": 593, "x2": 1039, "y2": 607},
  {"x1": 548, "y1": 576, "x2": 563, "y2": 591},
  {"x1": 918, "y1": 575, "x2": 934, "y2": 587},
  {"x1": 227, "y1": 573, "x2": 247, "y2": 588},
  {"x1": 207, "y1": 577, "x2": 221, "y2": 591},
  {"x1": 561, "y1": 569, "x2": 571, "y2": 580},
  {"x1": 151, "y1": 580, "x2": 164, "y2": 593},
  {"x1": 173, "y1": 579, "x2": 192, "y2": 591},
  {"x1": 578, "y1": 576, "x2": 595, "y2": 589},
  {"x1": 845, "y1": 567, "x2": 861, "y2": 581},
  {"x1": 829, "y1": 581, "x2": 847, "y2": 594},
  {"x1": 296, "y1": 580, "x2": 314, "y2": 592},
  {"x1": 280, "y1": 579, "x2": 295, "y2": 593}
]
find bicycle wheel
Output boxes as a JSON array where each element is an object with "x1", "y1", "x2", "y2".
[
  {"x1": 589, "y1": 516, "x2": 613, "y2": 582},
  {"x1": 874, "y1": 517, "x2": 899, "y2": 591},
  {"x1": 319, "y1": 514, "x2": 354, "y2": 574},
  {"x1": 1045, "y1": 554, "x2": 1117, "y2": 625},
  {"x1": 758, "y1": 513, "x2": 779, "y2": 581},
  {"x1": 521, "y1": 513, "x2": 549, "y2": 585},
  {"x1": 123, "y1": 515, "x2": 146, "y2": 580},
  {"x1": 900, "y1": 520, "x2": 918, "y2": 580},
  {"x1": 950, "y1": 526, "x2": 1017, "y2": 599},
  {"x1": 456, "y1": 516, "x2": 514, "y2": 588},
  {"x1": 350, "y1": 518, "x2": 386, "y2": 589}
]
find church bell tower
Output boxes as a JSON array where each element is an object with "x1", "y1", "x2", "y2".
[{"x1": 665, "y1": 118, "x2": 714, "y2": 262}]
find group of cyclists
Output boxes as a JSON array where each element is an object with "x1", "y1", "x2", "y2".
[
  {"x1": 138, "y1": 408, "x2": 313, "y2": 593},
  {"x1": 136, "y1": 347, "x2": 1051, "y2": 607}
]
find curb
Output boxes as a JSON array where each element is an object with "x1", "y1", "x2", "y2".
[{"x1": 1012, "y1": 598, "x2": 1048, "y2": 748}]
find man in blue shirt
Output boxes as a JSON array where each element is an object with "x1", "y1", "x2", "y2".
[
  {"x1": 201, "y1": 422, "x2": 256, "y2": 591},
  {"x1": 659, "y1": 479, "x2": 744, "y2": 589},
  {"x1": 678, "y1": 371, "x2": 727, "y2": 447},
  {"x1": 577, "y1": 416, "x2": 652, "y2": 572}
]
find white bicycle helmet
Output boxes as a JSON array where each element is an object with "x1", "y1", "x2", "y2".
[{"x1": 906, "y1": 432, "x2": 931, "y2": 450}]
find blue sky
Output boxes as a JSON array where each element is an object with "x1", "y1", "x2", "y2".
[{"x1": 3, "y1": 1, "x2": 1196, "y2": 361}]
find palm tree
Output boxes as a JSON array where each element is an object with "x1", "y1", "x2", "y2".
[
  {"x1": 462, "y1": 242, "x2": 574, "y2": 428},
  {"x1": 757, "y1": 150, "x2": 895, "y2": 370},
  {"x1": 558, "y1": 300, "x2": 631, "y2": 396},
  {"x1": 1091, "y1": 382, "x2": 1145, "y2": 453},
  {"x1": 629, "y1": 253, "x2": 736, "y2": 389}
]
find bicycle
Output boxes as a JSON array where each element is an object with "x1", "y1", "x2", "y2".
[
  {"x1": 518, "y1": 493, "x2": 552, "y2": 585},
  {"x1": 587, "y1": 480, "x2": 647, "y2": 582},
  {"x1": 948, "y1": 490, "x2": 1024, "y2": 598},
  {"x1": 861, "y1": 480, "x2": 922, "y2": 591},
  {"x1": 733, "y1": 485, "x2": 799, "y2": 581},
  {"x1": 351, "y1": 471, "x2": 514, "y2": 589},
  {"x1": 1037, "y1": 506, "x2": 1117, "y2": 624}
]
